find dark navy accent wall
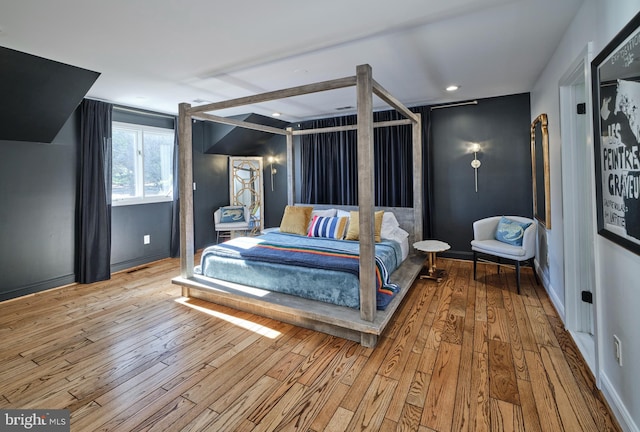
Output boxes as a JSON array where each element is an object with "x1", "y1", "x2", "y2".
[
  {"x1": 110, "y1": 202, "x2": 172, "y2": 272},
  {"x1": 191, "y1": 122, "x2": 288, "y2": 246},
  {"x1": 287, "y1": 93, "x2": 531, "y2": 259},
  {"x1": 0, "y1": 110, "x2": 79, "y2": 301},
  {"x1": 0, "y1": 104, "x2": 180, "y2": 301},
  {"x1": 430, "y1": 93, "x2": 532, "y2": 258},
  {"x1": 262, "y1": 135, "x2": 288, "y2": 228},
  {"x1": 192, "y1": 120, "x2": 230, "y2": 250}
]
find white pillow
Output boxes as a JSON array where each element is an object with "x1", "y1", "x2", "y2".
[
  {"x1": 334, "y1": 209, "x2": 350, "y2": 233},
  {"x1": 311, "y1": 208, "x2": 336, "y2": 218},
  {"x1": 308, "y1": 208, "x2": 337, "y2": 231},
  {"x1": 336, "y1": 209, "x2": 350, "y2": 218},
  {"x1": 380, "y1": 211, "x2": 400, "y2": 239},
  {"x1": 393, "y1": 226, "x2": 409, "y2": 238},
  {"x1": 385, "y1": 226, "x2": 409, "y2": 243}
]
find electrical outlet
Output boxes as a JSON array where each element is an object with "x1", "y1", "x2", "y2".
[
  {"x1": 613, "y1": 335, "x2": 622, "y2": 366},
  {"x1": 143, "y1": 235, "x2": 151, "y2": 245}
]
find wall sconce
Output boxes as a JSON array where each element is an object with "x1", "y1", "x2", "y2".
[
  {"x1": 470, "y1": 143, "x2": 481, "y2": 192},
  {"x1": 268, "y1": 156, "x2": 277, "y2": 191}
]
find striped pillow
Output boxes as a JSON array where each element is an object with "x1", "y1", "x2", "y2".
[{"x1": 307, "y1": 216, "x2": 348, "y2": 239}]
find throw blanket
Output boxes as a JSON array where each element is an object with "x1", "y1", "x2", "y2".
[{"x1": 215, "y1": 236, "x2": 399, "y2": 310}]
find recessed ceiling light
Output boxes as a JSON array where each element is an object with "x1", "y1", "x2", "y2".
[
  {"x1": 446, "y1": 85, "x2": 460, "y2": 92},
  {"x1": 272, "y1": 112, "x2": 281, "y2": 117}
]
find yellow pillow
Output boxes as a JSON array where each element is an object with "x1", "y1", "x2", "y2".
[
  {"x1": 345, "y1": 210, "x2": 384, "y2": 242},
  {"x1": 279, "y1": 205, "x2": 313, "y2": 236}
]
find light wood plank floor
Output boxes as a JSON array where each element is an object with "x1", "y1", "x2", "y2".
[{"x1": 0, "y1": 257, "x2": 620, "y2": 431}]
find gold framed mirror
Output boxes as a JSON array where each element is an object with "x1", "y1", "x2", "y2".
[
  {"x1": 531, "y1": 113, "x2": 551, "y2": 229},
  {"x1": 229, "y1": 156, "x2": 264, "y2": 234}
]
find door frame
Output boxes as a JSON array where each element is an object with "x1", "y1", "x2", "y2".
[{"x1": 559, "y1": 42, "x2": 601, "y2": 385}]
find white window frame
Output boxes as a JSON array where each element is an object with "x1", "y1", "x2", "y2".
[{"x1": 111, "y1": 121, "x2": 174, "y2": 206}]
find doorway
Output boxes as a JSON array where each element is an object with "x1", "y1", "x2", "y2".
[{"x1": 559, "y1": 43, "x2": 599, "y2": 381}]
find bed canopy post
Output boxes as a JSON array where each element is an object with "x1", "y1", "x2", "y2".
[
  {"x1": 356, "y1": 64, "x2": 376, "y2": 324},
  {"x1": 286, "y1": 127, "x2": 294, "y2": 205},
  {"x1": 412, "y1": 116, "x2": 423, "y2": 242},
  {"x1": 178, "y1": 103, "x2": 194, "y2": 284}
]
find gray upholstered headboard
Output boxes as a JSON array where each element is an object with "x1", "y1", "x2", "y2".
[{"x1": 296, "y1": 203, "x2": 417, "y2": 248}]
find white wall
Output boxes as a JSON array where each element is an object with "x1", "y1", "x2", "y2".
[{"x1": 530, "y1": 1, "x2": 640, "y2": 430}]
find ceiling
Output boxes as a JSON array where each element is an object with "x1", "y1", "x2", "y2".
[{"x1": 0, "y1": 0, "x2": 583, "y2": 122}]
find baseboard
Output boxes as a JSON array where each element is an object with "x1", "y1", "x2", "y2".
[
  {"x1": 600, "y1": 372, "x2": 639, "y2": 432},
  {"x1": 111, "y1": 253, "x2": 169, "y2": 273},
  {"x1": 534, "y1": 260, "x2": 566, "y2": 322},
  {"x1": 545, "y1": 281, "x2": 565, "y2": 323},
  {"x1": 441, "y1": 250, "x2": 472, "y2": 261},
  {"x1": 0, "y1": 274, "x2": 76, "y2": 302},
  {"x1": 569, "y1": 330, "x2": 596, "y2": 379}
]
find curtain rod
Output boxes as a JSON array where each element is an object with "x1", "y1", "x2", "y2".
[
  {"x1": 113, "y1": 104, "x2": 176, "y2": 119},
  {"x1": 430, "y1": 100, "x2": 478, "y2": 110}
]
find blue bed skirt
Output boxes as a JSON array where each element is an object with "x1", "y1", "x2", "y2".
[{"x1": 195, "y1": 231, "x2": 403, "y2": 309}]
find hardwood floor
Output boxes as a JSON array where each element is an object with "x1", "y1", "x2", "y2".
[{"x1": 0, "y1": 257, "x2": 620, "y2": 431}]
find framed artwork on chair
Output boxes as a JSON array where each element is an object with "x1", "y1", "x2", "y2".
[{"x1": 591, "y1": 10, "x2": 640, "y2": 256}]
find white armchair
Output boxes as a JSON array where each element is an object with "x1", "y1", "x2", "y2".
[
  {"x1": 214, "y1": 206, "x2": 251, "y2": 242},
  {"x1": 470, "y1": 216, "x2": 539, "y2": 294}
]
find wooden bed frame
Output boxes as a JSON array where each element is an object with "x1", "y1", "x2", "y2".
[{"x1": 172, "y1": 64, "x2": 424, "y2": 347}]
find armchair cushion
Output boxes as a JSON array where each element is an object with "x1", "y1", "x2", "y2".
[
  {"x1": 495, "y1": 216, "x2": 532, "y2": 246},
  {"x1": 220, "y1": 206, "x2": 246, "y2": 223},
  {"x1": 471, "y1": 239, "x2": 528, "y2": 257},
  {"x1": 214, "y1": 206, "x2": 251, "y2": 232}
]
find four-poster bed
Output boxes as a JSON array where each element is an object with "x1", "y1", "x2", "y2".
[{"x1": 172, "y1": 64, "x2": 424, "y2": 347}]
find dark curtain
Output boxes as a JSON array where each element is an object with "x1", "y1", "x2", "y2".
[
  {"x1": 300, "y1": 108, "x2": 424, "y2": 208},
  {"x1": 301, "y1": 116, "x2": 358, "y2": 205},
  {"x1": 416, "y1": 106, "x2": 434, "y2": 238},
  {"x1": 170, "y1": 116, "x2": 180, "y2": 257},
  {"x1": 372, "y1": 110, "x2": 414, "y2": 206},
  {"x1": 78, "y1": 99, "x2": 113, "y2": 283}
]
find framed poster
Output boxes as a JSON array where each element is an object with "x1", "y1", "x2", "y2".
[{"x1": 592, "y1": 10, "x2": 640, "y2": 255}]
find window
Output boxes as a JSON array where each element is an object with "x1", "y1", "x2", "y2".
[{"x1": 112, "y1": 122, "x2": 174, "y2": 205}]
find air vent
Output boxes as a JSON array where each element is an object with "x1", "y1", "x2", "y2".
[
  {"x1": 335, "y1": 106, "x2": 354, "y2": 111},
  {"x1": 127, "y1": 266, "x2": 149, "y2": 274}
]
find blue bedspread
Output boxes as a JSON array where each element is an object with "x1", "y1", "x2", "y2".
[{"x1": 196, "y1": 232, "x2": 403, "y2": 310}]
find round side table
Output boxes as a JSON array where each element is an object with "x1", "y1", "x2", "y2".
[{"x1": 413, "y1": 240, "x2": 451, "y2": 282}]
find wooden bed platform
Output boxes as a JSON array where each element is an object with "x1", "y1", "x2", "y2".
[
  {"x1": 172, "y1": 64, "x2": 424, "y2": 348},
  {"x1": 173, "y1": 254, "x2": 424, "y2": 347}
]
